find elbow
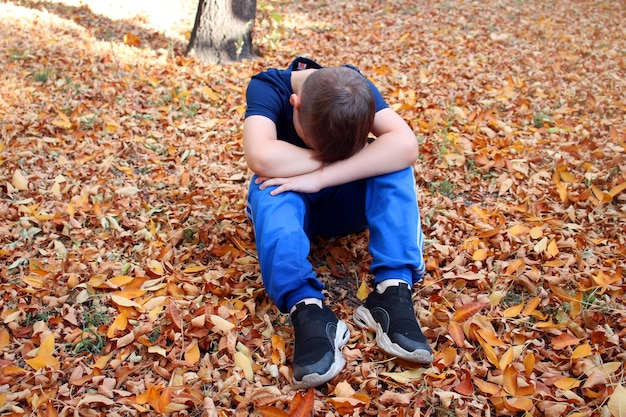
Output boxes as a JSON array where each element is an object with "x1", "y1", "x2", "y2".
[
  {"x1": 244, "y1": 150, "x2": 271, "y2": 177},
  {"x1": 403, "y1": 136, "x2": 420, "y2": 165}
]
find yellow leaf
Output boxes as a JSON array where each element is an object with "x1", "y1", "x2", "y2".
[
  {"x1": 52, "y1": 111, "x2": 72, "y2": 129},
  {"x1": 184, "y1": 339, "x2": 200, "y2": 365},
  {"x1": 40, "y1": 333, "x2": 55, "y2": 356},
  {"x1": 111, "y1": 294, "x2": 145, "y2": 312},
  {"x1": 556, "y1": 182, "x2": 568, "y2": 201},
  {"x1": 599, "y1": 362, "x2": 622, "y2": 376},
  {"x1": 148, "y1": 345, "x2": 168, "y2": 357},
  {"x1": 108, "y1": 275, "x2": 135, "y2": 288},
  {"x1": 592, "y1": 185, "x2": 612, "y2": 204},
  {"x1": 234, "y1": 351, "x2": 254, "y2": 382},
  {"x1": 202, "y1": 86, "x2": 218, "y2": 101},
  {"x1": 93, "y1": 353, "x2": 113, "y2": 370},
  {"x1": 472, "y1": 248, "x2": 489, "y2": 261},
  {"x1": 11, "y1": 169, "x2": 29, "y2": 190},
  {"x1": 609, "y1": 181, "x2": 626, "y2": 198},
  {"x1": 380, "y1": 369, "x2": 426, "y2": 384},
  {"x1": 547, "y1": 239, "x2": 559, "y2": 257},
  {"x1": 183, "y1": 265, "x2": 207, "y2": 273},
  {"x1": 534, "y1": 236, "x2": 549, "y2": 253},
  {"x1": 481, "y1": 341, "x2": 500, "y2": 368},
  {"x1": 559, "y1": 171, "x2": 576, "y2": 183},
  {"x1": 529, "y1": 226, "x2": 543, "y2": 239},
  {"x1": 508, "y1": 224, "x2": 530, "y2": 237},
  {"x1": 608, "y1": 384, "x2": 626, "y2": 417},
  {"x1": 503, "y1": 302, "x2": 524, "y2": 318},
  {"x1": 356, "y1": 280, "x2": 369, "y2": 301},
  {"x1": 25, "y1": 334, "x2": 59, "y2": 370},
  {"x1": 554, "y1": 377, "x2": 581, "y2": 390},
  {"x1": 499, "y1": 348, "x2": 515, "y2": 371},
  {"x1": 571, "y1": 343, "x2": 592, "y2": 359},
  {"x1": 22, "y1": 275, "x2": 44, "y2": 289}
]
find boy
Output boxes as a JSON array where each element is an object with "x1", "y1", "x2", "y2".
[{"x1": 243, "y1": 57, "x2": 433, "y2": 389}]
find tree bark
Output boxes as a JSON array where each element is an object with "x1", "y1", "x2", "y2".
[{"x1": 186, "y1": 0, "x2": 257, "y2": 64}]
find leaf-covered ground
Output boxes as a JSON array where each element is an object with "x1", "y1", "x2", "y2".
[{"x1": 1, "y1": 0, "x2": 625, "y2": 416}]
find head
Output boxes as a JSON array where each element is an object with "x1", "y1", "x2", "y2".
[{"x1": 293, "y1": 67, "x2": 375, "y2": 164}]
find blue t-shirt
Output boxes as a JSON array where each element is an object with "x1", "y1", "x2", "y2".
[{"x1": 244, "y1": 57, "x2": 389, "y2": 149}]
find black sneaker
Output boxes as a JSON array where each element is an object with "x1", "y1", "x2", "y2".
[
  {"x1": 353, "y1": 282, "x2": 433, "y2": 363},
  {"x1": 290, "y1": 302, "x2": 350, "y2": 389}
]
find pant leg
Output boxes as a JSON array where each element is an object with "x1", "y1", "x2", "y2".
[
  {"x1": 247, "y1": 175, "x2": 325, "y2": 313},
  {"x1": 365, "y1": 167, "x2": 426, "y2": 285}
]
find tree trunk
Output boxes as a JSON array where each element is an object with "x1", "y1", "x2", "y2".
[{"x1": 186, "y1": 0, "x2": 257, "y2": 64}]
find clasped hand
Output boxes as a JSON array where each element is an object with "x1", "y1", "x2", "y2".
[{"x1": 256, "y1": 169, "x2": 324, "y2": 196}]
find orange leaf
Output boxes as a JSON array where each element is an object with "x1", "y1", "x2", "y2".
[
  {"x1": 473, "y1": 377, "x2": 502, "y2": 396},
  {"x1": 452, "y1": 302, "x2": 488, "y2": 322},
  {"x1": 184, "y1": 339, "x2": 201, "y2": 364},
  {"x1": 476, "y1": 329, "x2": 506, "y2": 347},
  {"x1": 289, "y1": 388, "x2": 315, "y2": 417},
  {"x1": 447, "y1": 321, "x2": 465, "y2": 347},
  {"x1": 271, "y1": 334, "x2": 286, "y2": 365},
  {"x1": 480, "y1": 340, "x2": 500, "y2": 368},
  {"x1": 258, "y1": 407, "x2": 289, "y2": 417},
  {"x1": 547, "y1": 239, "x2": 559, "y2": 257},
  {"x1": 506, "y1": 396, "x2": 534, "y2": 411},
  {"x1": 523, "y1": 353, "x2": 535, "y2": 377},
  {"x1": 453, "y1": 369, "x2": 474, "y2": 396},
  {"x1": 0, "y1": 329, "x2": 10, "y2": 348},
  {"x1": 503, "y1": 365, "x2": 518, "y2": 395},
  {"x1": 521, "y1": 297, "x2": 541, "y2": 316},
  {"x1": 552, "y1": 332, "x2": 580, "y2": 350},
  {"x1": 106, "y1": 310, "x2": 129, "y2": 338},
  {"x1": 499, "y1": 347, "x2": 515, "y2": 370}
]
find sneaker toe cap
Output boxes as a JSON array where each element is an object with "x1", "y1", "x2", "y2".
[{"x1": 293, "y1": 350, "x2": 334, "y2": 382}]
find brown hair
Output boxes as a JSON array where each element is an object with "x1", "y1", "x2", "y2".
[{"x1": 299, "y1": 67, "x2": 375, "y2": 164}]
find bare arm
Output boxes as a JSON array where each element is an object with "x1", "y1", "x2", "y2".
[
  {"x1": 258, "y1": 108, "x2": 420, "y2": 195},
  {"x1": 242, "y1": 115, "x2": 323, "y2": 178}
]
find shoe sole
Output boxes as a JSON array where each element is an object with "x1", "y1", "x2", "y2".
[
  {"x1": 354, "y1": 306, "x2": 434, "y2": 364},
  {"x1": 292, "y1": 319, "x2": 350, "y2": 389}
]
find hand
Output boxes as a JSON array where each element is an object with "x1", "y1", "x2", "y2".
[{"x1": 256, "y1": 170, "x2": 324, "y2": 195}]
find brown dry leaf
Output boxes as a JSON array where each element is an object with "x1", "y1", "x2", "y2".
[{"x1": 1, "y1": 1, "x2": 625, "y2": 416}]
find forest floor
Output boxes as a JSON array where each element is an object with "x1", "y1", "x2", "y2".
[{"x1": 0, "y1": 0, "x2": 625, "y2": 416}]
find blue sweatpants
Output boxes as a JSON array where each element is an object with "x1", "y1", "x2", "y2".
[{"x1": 246, "y1": 167, "x2": 425, "y2": 313}]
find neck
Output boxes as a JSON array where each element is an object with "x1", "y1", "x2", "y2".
[{"x1": 291, "y1": 69, "x2": 316, "y2": 94}]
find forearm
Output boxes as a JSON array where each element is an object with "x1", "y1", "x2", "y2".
[
  {"x1": 316, "y1": 134, "x2": 418, "y2": 188},
  {"x1": 247, "y1": 140, "x2": 323, "y2": 178}
]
